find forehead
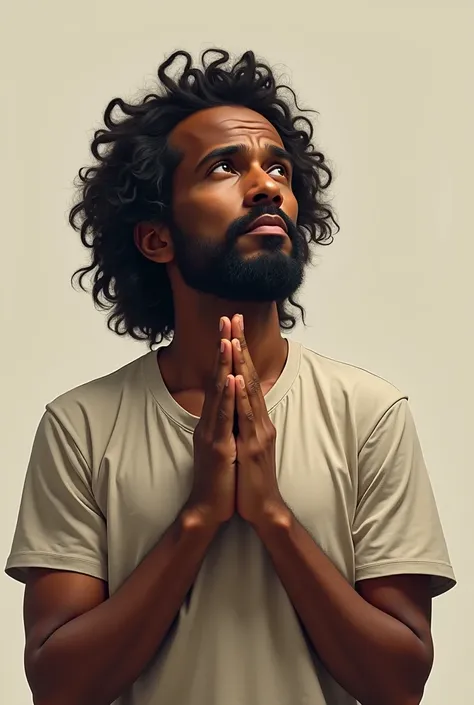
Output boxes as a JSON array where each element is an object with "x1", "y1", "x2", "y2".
[{"x1": 169, "y1": 105, "x2": 284, "y2": 162}]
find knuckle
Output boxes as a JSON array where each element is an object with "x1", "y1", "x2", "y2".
[
  {"x1": 249, "y1": 440, "x2": 263, "y2": 458},
  {"x1": 211, "y1": 439, "x2": 228, "y2": 458},
  {"x1": 202, "y1": 431, "x2": 214, "y2": 446},
  {"x1": 213, "y1": 380, "x2": 224, "y2": 395},
  {"x1": 266, "y1": 423, "x2": 277, "y2": 440},
  {"x1": 217, "y1": 407, "x2": 229, "y2": 423},
  {"x1": 194, "y1": 425, "x2": 212, "y2": 446},
  {"x1": 248, "y1": 376, "x2": 260, "y2": 394}
]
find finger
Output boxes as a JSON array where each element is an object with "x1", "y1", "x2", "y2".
[
  {"x1": 231, "y1": 313, "x2": 243, "y2": 341},
  {"x1": 214, "y1": 374, "x2": 236, "y2": 439},
  {"x1": 232, "y1": 315, "x2": 264, "y2": 398},
  {"x1": 220, "y1": 316, "x2": 232, "y2": 342},
  {"x1": 231, "y1": 314, "x2": 250, "y2": 358},
  {"x1": 201, "y1": 336, "x2": 232, "y2": 425},
  {"x1": 232, "y1": 337, "x2": 265, "y2": 420},
  {"x1": 235, "y1": 374, "x2": 256, "y2": 438},
  {"x1": 201, "y1": 316, "x2": 231, "y2": 423}
]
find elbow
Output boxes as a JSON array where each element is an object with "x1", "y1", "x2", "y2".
[
  {"x1": 28, "y1": 661, "x2": 109, "y2": 705},
  {"x1": 369, "y1": 685, "x2": 426, "y2": 705},
  {"x1": 364, "y1": 644, "x2": 432, "y2": 705},
  {"x1": 32, "y1": 683, "x2": 97, "y2": 705},
  {"x1": 396, "y1": 693, "x2": 424, "y2": 705},
  {"x1": 31, "y1": 682, "x2": 102, "y2": 705},
  {"x1": 360, "y1": 671, "x2": 428, "y2": 705},
  {"x1": 394, "y1": 695, "x2": 425, "y2": 705},
  {"x1": 33, "y1": 693, "x2": 92, "y2": 705},
  {"x1": 32, "y1": 690, "x2": 83, "y2": 705},
  {"x1": 30, "y1": 675, "x2": 108, "y2": 705},
  {"x1": 362, "y1": 693, "x2": 424, "y2": 705},
  {"x1": 27, "y1": 654, "x2": 89, "y2": 705},
  {"x1": 377, "y1": 681, "x2": 427, "y2": 705},
  {"x1": 29, "y1": 673, "x2": 86, "y2": 705}
]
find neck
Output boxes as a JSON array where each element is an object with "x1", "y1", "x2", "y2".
[{"x1": 160, "y1": 291, "x2": 288, "y2": 393}]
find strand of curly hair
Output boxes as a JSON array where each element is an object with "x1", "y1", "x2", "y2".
[{"x1": 69, "y1": 49, "x2": 339, "y2": 348}]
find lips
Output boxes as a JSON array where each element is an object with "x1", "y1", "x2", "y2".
[{"x1": 244, "y1": 214, "x2": 288, "y2": 236}]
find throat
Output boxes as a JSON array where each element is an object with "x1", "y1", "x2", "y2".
[
  {"x1": 171, "y1": 389, "x2": 206, "y2": 418},
  {"x1": 169, "y1": 380, "x2": 277, "y2": 418}
]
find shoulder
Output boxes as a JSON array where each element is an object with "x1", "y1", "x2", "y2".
[
  {"x1": 297, "y1": 342, "x2": 408, "y2": 446},
  {"x1": 44, "y1": 352, "x2": 153, "y2": 461}
]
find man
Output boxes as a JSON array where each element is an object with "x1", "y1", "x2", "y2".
[{"x1": 6, "y1": 49, "x2": 455, "y2": 705}]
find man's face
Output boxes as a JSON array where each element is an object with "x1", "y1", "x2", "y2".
[{"x1": 167, "y1": 105, "x2": 305, "y2": 302}]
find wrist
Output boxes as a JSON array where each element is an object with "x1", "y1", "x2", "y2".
[
  {"x1": 180, "y1": 503, "x2": 226, "y2": 535},
  {"x1": 251, "y1": 499, "x2": 293, "y2": 537}
]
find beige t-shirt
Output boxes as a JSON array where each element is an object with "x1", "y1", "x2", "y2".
[{"x1": 6, "y1": 340, "x2": 455, "y2": 705}]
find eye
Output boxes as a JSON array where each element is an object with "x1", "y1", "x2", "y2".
[
  {"x1": 268, "y1": 164, "x2": 289, "y2": 178},
  {"x1": 209, "y1": 161, "x2": 236, "y2": 175}
]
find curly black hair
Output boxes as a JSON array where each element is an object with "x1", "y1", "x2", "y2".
[{"x1": 70, "y1": 49, "x2": 339, "y2": 347}]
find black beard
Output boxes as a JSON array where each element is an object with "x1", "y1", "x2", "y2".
[{"x1": 170, "y1": 205, "x2": 307, "y2": 302}]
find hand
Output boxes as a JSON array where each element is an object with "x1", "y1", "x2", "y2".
[
  {"x1": 231, "y1": 315, "x2": 286, "y2": 527},
  {"x1": 187, "y1": 317, "x2": 236, "y2": 526}
]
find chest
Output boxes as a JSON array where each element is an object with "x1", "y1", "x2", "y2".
[{"x1": 92, "y1": 393, "x2": 359, "y2": 591}]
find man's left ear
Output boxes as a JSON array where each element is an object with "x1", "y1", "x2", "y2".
[{"x1": 133, "y1": 222, "x2": 174, "y2": 264}]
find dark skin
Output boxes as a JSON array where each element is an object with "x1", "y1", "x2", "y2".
[
  {"x1": 139, "y1": 105, "x2": 297, "y2": 410},
  {"x1": 24, "y1": 106, "x2": 433, "y2": 705}
]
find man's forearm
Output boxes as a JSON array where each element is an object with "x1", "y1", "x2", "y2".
[
  {"x1": 30, "y1": 508, "x2": 220, "y2": 705},
  {"x1": 254, "y1": 507, "x2": 432, "y2": 705}
]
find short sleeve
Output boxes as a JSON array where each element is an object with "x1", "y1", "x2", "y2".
[
  {"x1": 5, "y1": 409, "x2": 108, "y2": 584},
  {"x1": 353, "y1": 399, "x2": 455, "y2": 597}
]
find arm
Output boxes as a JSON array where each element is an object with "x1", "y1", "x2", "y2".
[
  {"x1": 13, "y1": 319, "x2": 238, "y2": 705},
  {"x1": 25, "y1": 509, "x2": 219, "y2": 705},
  {"x1": 247, "y1": 398, "x2": 454, "y2": 705},
  {"x1": 230, "y1": 314, "x2": 454, "y2": 705},
  {"x1": 254, "y1": 508, "x2": 433, "y2": 705}
]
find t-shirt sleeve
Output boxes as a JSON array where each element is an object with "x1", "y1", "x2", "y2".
[
  {"x1": 5, "y1": 409, "x2": 108, "y2": 584},
  {"x1": 353, "y1": 398, "x2": 455, "y2": 597}
]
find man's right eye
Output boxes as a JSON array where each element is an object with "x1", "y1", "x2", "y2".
[{"x1": 209, "y1": 162, "x2": 235, "y2": 175}]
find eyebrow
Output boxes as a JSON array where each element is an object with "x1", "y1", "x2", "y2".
[{"x1": 195, "y1": 143, "x2": 293, "y2": 172}]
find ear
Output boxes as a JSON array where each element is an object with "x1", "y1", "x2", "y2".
[{"x1": 134, "y1": 222, "x2": 174, "y2": 264}]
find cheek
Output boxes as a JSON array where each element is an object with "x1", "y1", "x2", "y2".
[
  {"x1": 173, "y1": 188, "x2": 238, "y2": 236},
  {"x1": 283, "y1": 189, "x2": 299, "y2": 223}
]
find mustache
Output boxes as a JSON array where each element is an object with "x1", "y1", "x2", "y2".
[{"x1": 226, "y1": 205, "x2": 298, "y2": 244}]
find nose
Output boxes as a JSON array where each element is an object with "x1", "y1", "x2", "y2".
[{"x1": 243, "y1": 168, "x2": 283, "y2": 208}]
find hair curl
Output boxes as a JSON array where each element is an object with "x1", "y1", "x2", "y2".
[{"x1": 70, "y1": 49, "x2": 339, "y2": 347}]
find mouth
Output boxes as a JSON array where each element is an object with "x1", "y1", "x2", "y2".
[{"x1": 243, "y1": 214, "x2": 288, "y2": 237}]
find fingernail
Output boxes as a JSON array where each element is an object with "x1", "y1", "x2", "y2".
[
  {"x1": 225, "y1": 375, "x2": 230, "y2": 387},
  {"x1": 235, "y1": 339, "x2": 241, "y2": 351},
  {"x1": 220, "y1": 340, "x2": 225, "y2": 353},
  {"x1": 240, "y1": 315, "x2": 244, "y2": 331},
  {"x1": 239, "y1": 376, "x2": 245, "y2": 389},
  {"x1": 219, "y1": 317, "x2": 224, "y2": 331}
]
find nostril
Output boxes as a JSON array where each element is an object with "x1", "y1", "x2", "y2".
[
  {"x1": 253, "y1": 192, "x2": 269, "y2": 203},
  {"x1": 251, "y1": 191, "x2": 283, "y2": 205}
]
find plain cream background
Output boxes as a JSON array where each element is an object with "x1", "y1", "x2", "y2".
[{"x1": 1, "y1": 0, "x2": 472, "y2": 702}]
